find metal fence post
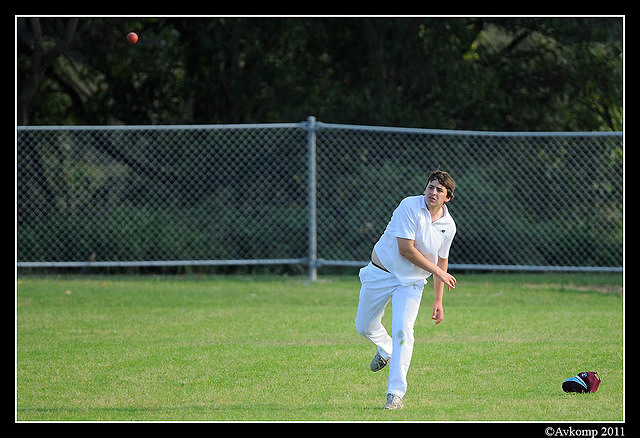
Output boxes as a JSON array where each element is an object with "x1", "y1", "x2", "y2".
[{"x1": 306, "y1": 116, "x2": 318, "y2": 281}]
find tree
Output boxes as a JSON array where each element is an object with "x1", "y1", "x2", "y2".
[
  {"x1": 17, "y1": 18, "x2": 79, "y2": 125},
  {"x1": 17, "y1": 17, "x2": 623, "y2": 131}
]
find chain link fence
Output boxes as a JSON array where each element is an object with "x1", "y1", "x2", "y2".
[{"x1": 17, "y1": 118, "x2": 623, "y2": 277}]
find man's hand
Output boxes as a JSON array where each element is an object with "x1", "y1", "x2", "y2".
[
  {"x1": 436, "y1": 269, "x2": 456, "y2": 290},
  {"x1": 432, "y1": 301, "x2": 444, "y2": 324}
]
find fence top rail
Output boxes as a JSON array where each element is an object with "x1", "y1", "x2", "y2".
[
  {"x1": 315, "y1": 121, "x2": 622, "y2": 138},
  {"x1": 17, "y1": 122, "x2": 304, "y2": 132},
  {"x1": 18, "y1": 120, "x2": 622, "y2": 138}
]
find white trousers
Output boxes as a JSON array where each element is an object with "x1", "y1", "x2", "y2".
[{"x1": 355, "y1": 262, "x2": 425, "y2": 398}]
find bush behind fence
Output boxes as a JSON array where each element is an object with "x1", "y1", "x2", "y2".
[{"x1": 17, "y1": 120, "x2": 623, "y2": 274}]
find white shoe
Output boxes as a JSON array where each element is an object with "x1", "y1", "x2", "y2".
[{"x1": 383, "y1": 393, "x2": 404, "y2": 410}]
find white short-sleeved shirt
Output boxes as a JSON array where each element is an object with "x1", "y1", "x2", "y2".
[{"x1": 374, "y1": 195, "x2": 456, "y2": 285}]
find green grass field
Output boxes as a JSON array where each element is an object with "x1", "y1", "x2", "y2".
[{"x1": 16, "y1": 272, "x2": 623, "y2": 422}]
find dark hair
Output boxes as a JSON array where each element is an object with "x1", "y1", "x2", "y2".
[{"x1": 426, "y1": 170, "x2": 455, "y2": 199}]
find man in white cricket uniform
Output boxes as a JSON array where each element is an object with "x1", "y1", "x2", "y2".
[{"x1": 355, "y1": 170, "x2": 457, "y2": 410}]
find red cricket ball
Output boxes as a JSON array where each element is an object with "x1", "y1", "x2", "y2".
[{"x1": 127, "y1": 32, "x2": 138, "y2": 44}]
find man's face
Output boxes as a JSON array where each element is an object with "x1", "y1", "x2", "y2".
[{"x1": 424, "y1": 179, "x2": 451, "y2": 209}]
